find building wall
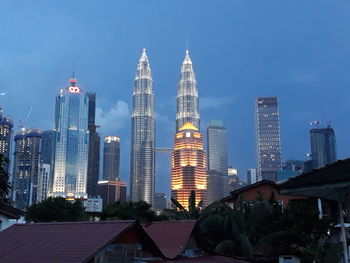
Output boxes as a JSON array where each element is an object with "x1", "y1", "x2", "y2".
[
  {"x1": 0, "y1": 107, "x2": 13, "y2": 172},
  {"x1": 176, "y1": 50, "x2": 200, "y2": 131},
  {"x1": 224, "y1": 183, "x2": 305, "y2": 206},
  {"x1": 103, "y1": 136, "x2": 120, "y2": 181},
  {"x1": 37, "y1": 163, "x2": 51, "y2": 202},
  {"x1": 12, "y1": 129, "x2": 42, "y2": 210},
  {"x1": 53, "y1": 77, "x2": 89, "y2": 198},
  {"x1": 310, "y1": 127, "x2": 337, "y2": 169},
  {"x1": 130, "y1": 49, "x2": 155, "y2": 205},
  {"x1": 171, "y1": 123, "x2": 207, "y2": 208},
  {"x1": 255, "y1": 97, "x2": 282, "y2": 181},
  {"x1": 87, "y1": 92, "x2": 100, "y2": 198}
]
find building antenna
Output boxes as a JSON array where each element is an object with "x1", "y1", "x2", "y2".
[{"x1": 186, "y1": 36, "x2": 189, "y2": 50}]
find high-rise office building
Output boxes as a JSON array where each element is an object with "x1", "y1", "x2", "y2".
[
  {"x1": 52, "y1": 76, "x2": 90, "y2": 199},
  {"x1": 310, "y1": 126, "x2": 337, "y2": 169},
  {"x1": 97, "y1": 178, "x2": 127, "y2": 208},
  {"x1": 0, "y1": 107, "x2": 13, "y2": 172},
  {"x1": 103, "y1": 136, "x2": 120, "y2": 181},
  {"x1": 12, "y1": 129, "x2": 42, "y2": 210},
  {"x1": 40, "y1": 130, "x2": 56, "y2": 194},
  {"x1": 130, "y1": 49, "x2": 155, "y2": 205},
  {"x1": 176, "y1": 50, "x2": 200, "y2": 131},
  {"x1": 224, "y1": 167, "x2": 239, "y2": 195},
  {"x1": 154, "y1": 193, "x2": 167, "y2": 211},
  {"x1": 37, "y1": 163, "x2": 51, "y2": 203},
  {"x1": 87, "y1": 92, "x2": 100, "y2": 197},
  {"x1": 255, "y1": 97, "x2": 282, "y2": 181},
  {"x1": 247, "y1": 168, "x2": 257, "y2": 185},
  {"x1": 207, "y1": 120, "x2": 228, "y2": 203},
  {"x1": 171, "y1": 122, "x2": 207, "y2": 209}
]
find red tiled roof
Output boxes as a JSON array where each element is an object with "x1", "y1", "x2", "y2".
[
  {"x1": 0, "y1": 220, "x2": 135, "y2": 263},
  {"x1": 143, "y1": 220, "x2": 197, "y2": 259},
  {"x1": 150, "y1": 255, "x2": 250, "y2": 263}
]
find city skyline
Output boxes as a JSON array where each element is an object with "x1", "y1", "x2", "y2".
[{"x1": 1, "y1": 1, "x2": 350, "y2": 197}]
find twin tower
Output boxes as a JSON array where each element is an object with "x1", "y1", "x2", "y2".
[{"x1": 130, "y1": 49, "x2": 203, "y2": 207}]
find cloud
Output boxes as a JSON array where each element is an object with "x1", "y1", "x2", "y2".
[
  {"x1": 96, "y1": 100, "x2": 130, "y2": 134},
  {"x1": 200, "y1": 97, "x2": 233, "y2": 110}
]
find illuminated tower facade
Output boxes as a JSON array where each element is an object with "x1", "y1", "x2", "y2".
[
  {"x1": 171, "y1": 122, "x2": 207, "y2": 209},
  {"x1": 130, "y1": 49, "x2": 155, "y2": 205},
  {"x1": 0, "y1": 107, "x2": 13, "y2": 172},
  {"x1": 176, "y1": 50, "x2": 200, "y2": 131},
  {"x1": 52, "y1": 76, "x2": 90, "y2": 198},
  {"x1": 255, "y1": 97, "x2": 282, "y2": 181}
]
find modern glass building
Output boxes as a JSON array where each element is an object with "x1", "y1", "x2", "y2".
[
  {"x1": 310, "y1": 126, "x2": 337, "y2": 169},
  {"x1": 0, "y1": 106, "x2": 13, "y2": 172},
  {"x1": 255, "y1": 97, "x2": 282, "y2": 181},
  {"x1": 86, "y1": 92, "x2": 100, "y2": 197},
  {"x1": 171, "y1": 122, "x2": 207, "y2": 209},
  {"x1": 176, "y1": 50, "x2": 200, "y2": 132},
  {"x1": 52, "y1": 76, "x2": 89, "y2": 199},
  {"x1": 130, "y1": 49, "x2": 155, "y2": 205},
  {"x1": 103, "y1": 136, "x2": 120, "y2": 181},
  {"x1": 12, "y1": 128, "x2": 42, "y2": 210},
  {"x1": 247, "y1": 168, "x2": 257, "y2": 185},
  {"x1": 40, "y1": 130, "x2": 56, "y2": 195},
  {"x1": 206, "y1": 120, "x2": 228, "y2": 203}
]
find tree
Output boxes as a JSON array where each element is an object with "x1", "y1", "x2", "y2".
[
  {"x1": 100, "y1": 201, "x2": 159, "y2": 223},
  {"x1": 25, "y1": 197, "x2": 86, "y2": 222},
  {"x1": 0, "y1": 154, "x2": 10, "y2": 208}
]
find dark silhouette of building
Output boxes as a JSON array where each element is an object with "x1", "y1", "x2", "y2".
[
  {"x1": 0, "y1": 106, "x2": 13, "y2": 172},
  {"x1": 310, "y1": 126, "x2": 337, "y2": 169},
  {"x1": 87, "y1": 92, "x2": 100, "y2": 197},
  {"x1": 154, "y1": 193, "x2": 167, "y2": 211},
  {"x1": 12, "y1": 129, "x2": 42, "y2": 210},
  {"x1": 103, "y1": 136, "x2": 120, "y2": 180},
  {"x1": 97, "y1": 178, "x2": 126, "y2": 208}
]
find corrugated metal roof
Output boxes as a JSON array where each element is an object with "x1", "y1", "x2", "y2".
[
  {"x1": 143, "y1": 220, "x2": 196, "y2": 259},
  {"x1": 0, "y1": 220, "x2": 135, "y2": 263}
]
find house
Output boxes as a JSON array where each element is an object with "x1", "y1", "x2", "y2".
[
  {"x1": 278, "y1": 159, "x2": 350, "y2": 263},
  {"x1": 144, "y1": 220, "x2": 249, "y2": 263},
  {"x1": 0, "y1": 205, "x2": 25, "y2": 231},
  {"x1": 222, "y1": 180, "x2": 305, "y2": 207},
  {"x1": 0, "y1": 220, "x2": 162, "y2": 263}
]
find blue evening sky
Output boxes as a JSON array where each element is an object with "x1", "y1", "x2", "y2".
[{"x1": 1, "y1": 1, "x2": 349, "y2": 197}]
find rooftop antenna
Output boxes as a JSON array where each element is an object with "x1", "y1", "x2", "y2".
[{"x1": 186, "y1": 36, "x2": 189, "y2": 51}]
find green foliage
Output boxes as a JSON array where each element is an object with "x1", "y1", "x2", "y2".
[
  {"x1": 100, "y1": 201, "x2": 159, "y2": 223},
  {"x1": 195, "y1": 198, "x2": 335, "y2": 262},
  {"x1": 25, "y1": 197, "x2": 86, "y2": 222},
  {"x1": 0, "y1": 154, "x2": 10, "y2": 208}
]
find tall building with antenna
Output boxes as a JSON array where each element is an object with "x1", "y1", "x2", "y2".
[
  {"x1": 310, "y1": 125, "x2": 337, "y2": 169},
  {"x1": 176, "y1": 50, "x2": 200, "y2": 131},
  {"x1": 130, "y1": 49, "x2": 155, "y2": 205},
  {"x1": 52, "y1": 75, "x2": 90, "y2": 199}
]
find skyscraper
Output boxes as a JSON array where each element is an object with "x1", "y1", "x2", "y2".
[
  {"x1": 87, "y1": 92, "x2": 100, "y2": 197},
  {"x1": 12, "y1": 129, "x2": 42, "y2": 210},
  {"x1": 255, "y1": 97, "x2": 282, "y2": 181},
  {"x1": 171, "y1": 122, "x2": 207, "y2": 209},
  {"x1": 130, "y1": 49, "x2": 155, "y2": 205},
  {"x1": 247, "y1": 168, "x2": 257, "y2": 185},
  {"x1": 52, "y1": 76, "x2": 90, "y2": 199},
  {"x1": 206, "y1": 120, "x2": 228, "y2": 203},
  {"x1": 0, "y1": 107, "x2": 13, "y2": 172},
  {"x1": 310, "y1": 126, "x2": 337, "y2": 169},
  {"x1": 103, "y1": 136, "x2": 120, "y2": 181},
  {"x1": 176, "y1": 50, "x2": 200, "y2": 131},
  {"x1": 40, "y1": 130, "x2": 56, "y2": 195}
]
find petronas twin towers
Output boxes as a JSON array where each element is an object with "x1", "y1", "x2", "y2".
[{"x1": 130, "y1": 49, "x2": 199, "y2": 205}]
